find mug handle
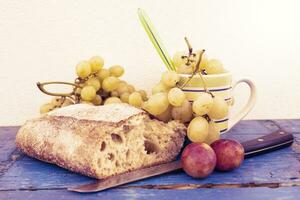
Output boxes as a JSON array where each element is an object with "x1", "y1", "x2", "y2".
[{"x1": 228, "y1": 79, "x2": 257, "y2": 130}]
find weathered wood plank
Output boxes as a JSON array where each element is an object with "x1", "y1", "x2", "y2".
[
  {"x1": 1, "y1": 187, "x2": 300, "y2": 200},
  {"x1": 273, "y1": 119, "x2": 300, "y2": 133},
  {"x1": 0, "y1": 126, "x2": 19, "y2": 162},
  {"x1": 0, "y1": 120, "x2": 299, "y2": 194},
  {"x1": 1, "y1": 147, "x2": 299, "y2": 190},
  {"x1": 0, "y1": 156, "x2": 92, "y2": 190},
  {"x1": 0, "y1": 121, "x2": 299, "y2": 190},
  {"x1": 0, "y1": 126, "x2": 22, "y2": 177},
  {"x1": 227, "y1": 120, "x2": 279, "y2": 135}
]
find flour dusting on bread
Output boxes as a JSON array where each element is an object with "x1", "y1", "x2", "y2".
[
  {"x1": 16, "y1": 103, "x2": 186, "y2": 179},
  {"x1": 47, "y1": 103, "x2": 145, "y2": 122}
]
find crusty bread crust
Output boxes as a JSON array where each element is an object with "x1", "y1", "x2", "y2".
[{"x1": 16, "y1": 104, "x2": 186, "y2": 179}]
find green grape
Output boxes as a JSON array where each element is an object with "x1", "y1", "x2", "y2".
[
  {"x1": 109, "y1": 65, "x2": 124, "y2": 77},
  {"x1": 104, "y1": 97, "x2": 122, "y2": 105},
  {"x1": 142, "y1": 93, "x2": 169, "y2": 115},
  {"x1": 176, "y1": 64, "x2": 193, "y2": 74},
  {"x1": 118, "y1": 80, "x2": 127, "y2": 85},
  {"x1": 173, "y1": 51, "x2": 187, "y2": 68},
  {"x1": 75, "y1": 86, "x2": 83, "y2": 94},
  {"x1": 187, "y1": 116, "x2": 209, "y2": 143},
  {"x1": 61, "y1": 98, "x2": 74, "y2": 107},
  {"x1": 155, "y1": 105, "x2": 172, "y2": 122},
  {"x1": 80, "y1": 100, "x2": 94, "y2": 105},
  {"x1": 80, "y1": 85, "x2": 96, "y2": 101},
  {"x1": 116, "y1": 82, "x2": 130, "y2": 95},
  {"x1": 51, "y1": 97, "x2": 64, "y2": 107},
  {"x1": 97, "y1": 68, "x2": 110, "y2": 81},
  {"x1": 204, "y1": 121, "x2": 220, "y2": 145},
  {"x1": 127, "y1": 84, "x2": 135, "y2": 93},
  {"x1": 74, "y1": 87, "x2": 82, "y2": 96},
  {"x1": 86, "y1": 77, "x2": 101, "y2": 91},
  {"x1": 78, "y1": 83, "x2": 85, "y2": 88},
  {"x1": 89, "y1": 56, "x2": 104, "y2": 72},
  {"x1": 102, "y1": 76, "x2": 119, "y2": 92},
  {"x1": 208, "y1": 96, "x2": 229, "y2": 119},
  {"x1": 91, "y1": 95, "x2": 103, "y2": 105},
  {"x1": 161, "y1": 71, "x2": 180, "y2": 87},
  {"x1": 189, "y1": 50, "x2": 206, "y2": 70},
  {"x1": 128, "y1": 92, "x2": 143, "y2": 107},
  {"x1": 76, "y1": 61, "x2": 91, "y2": 78},
  {"x1": 199, "y1": 54, "x2": 208, "y2": 72},
  {"x1": 168, "y1": 87, "x2": 186, "y2": 107},
  {"x1": 174, "y1": 51, "x2": 207, "y2": 74},
  {"x1": 40, "y1": 103, "x2": 54, "y2": 114},
  {"x1": 192, "y1": 93, "x2": 213, "y2": 116},
  {"x1": 171, "y1": 99, "x2": 193, "y2": 123},
  {"x1": 120, "y1": 92, "x2": 130, "y2": 103},
  {"x1": 187, "y1": 52, "x2": 199, "y2": 69},
  {"x1": 152, "y1": 82, "x2": 169, "y2": 94},
  {"x1": 138, "y1": 90, "x2": 148, "y2": 101},
  {"x1": 110, "y1": 90, "x2": 119, "y2": 97},
  {"x1": 205, "y1": 59, "x2": 226, "y2": 74}
]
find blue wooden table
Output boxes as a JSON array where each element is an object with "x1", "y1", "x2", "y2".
[{"x1": 0, "y1": 119, "x2": 300, "y2": 200}]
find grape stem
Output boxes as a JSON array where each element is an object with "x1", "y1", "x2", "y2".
[
  {"x1": 181, "y1": 37, "x2": 196, "y2": 66},
  {"x1": 184, "y1": 37, "x2": 193, "y2": 56},
  {"x1": 36, "y1": 81, "x2": 80, "y2": 100},
  {"x1": 195, "y1": 58, "x2": 214, "y2": 97},
  {"x1": 178, "y1": 38, "x2": 214, "y2": 97},
  {"x1": 204, "y1": 114, "x2": 212, "y2": 122},
  {"x1": 179, "y1": 49, "x2": 205, "y2": 89}
]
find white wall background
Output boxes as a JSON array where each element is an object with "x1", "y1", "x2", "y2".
[{"x1": 0, "y1": 0, "x2": 300, "y2": 126}]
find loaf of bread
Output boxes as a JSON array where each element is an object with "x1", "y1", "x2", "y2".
[{"x1": 16, "y1": 103, "x2": 186, "y2": 179}]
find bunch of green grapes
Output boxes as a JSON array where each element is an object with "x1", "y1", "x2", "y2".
[
  {"x1": 142, "y1": 71, "x2": 191, "y2": 122},
  {"x1": 39, "y1": 56, "x2": 148, "y2": 113},
  {"x1": 150, "y1": 38, "x2": 230, "y2": 144},
  {"x1": 187, "y1": 93, "x2": 229, "y2": 144},
  {"x1": 139, "y1": 68, "x2": 230, "y2": 145},
  {"x1": 168, "y1": 40, "x2": 231, "y2": 144}
]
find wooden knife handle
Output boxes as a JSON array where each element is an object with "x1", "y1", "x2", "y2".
[{"x1": 242, "y1": 130, "x2": 294, "y2": 158}]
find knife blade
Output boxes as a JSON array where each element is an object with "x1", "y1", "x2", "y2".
[{"x1": 68, "y1": 129, "x2": 294, "y2": 193}]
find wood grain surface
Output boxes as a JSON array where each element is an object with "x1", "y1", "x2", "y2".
[{"x1": 0, "y1": 120, "x2": 300, "y2": 199}]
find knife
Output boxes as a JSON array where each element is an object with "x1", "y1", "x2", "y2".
[{"x1": 68, "y1": 130, "x2": 294, "y2": 193}]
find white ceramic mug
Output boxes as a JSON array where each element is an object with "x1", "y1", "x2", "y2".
[{"x1": 179, "y1": 72, "x2": 257, "y2": 133}]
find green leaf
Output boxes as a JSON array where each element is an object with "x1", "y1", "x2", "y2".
[{"x1": 138, "y1": 8, "x2": 175, "y2": 71}]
